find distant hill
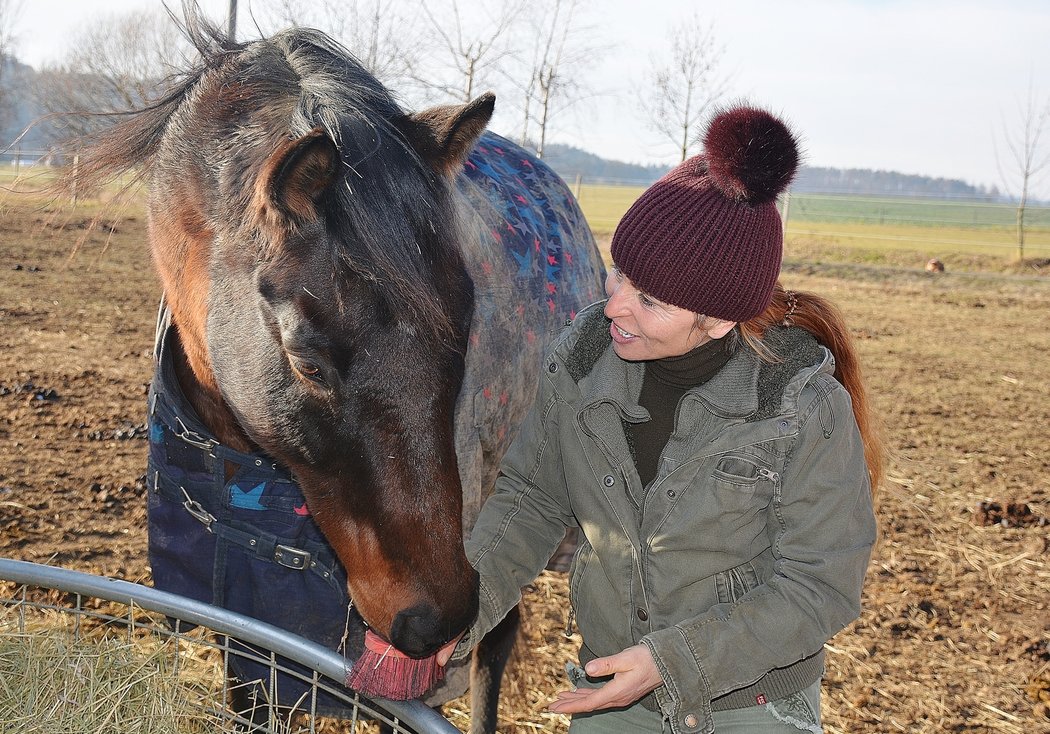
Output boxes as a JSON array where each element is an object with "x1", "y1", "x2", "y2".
[
  {"x1": 792, "y1": 166, "x2": 1000, "y2": 201},
  {"x1": 537, "y1": 143, "x2": 670, "y2": 186},
  {"x1": 0, "y1": 55, "x2": 54, "y2": 151},
  {"x1": 534, "y1": 142, "x2": 1002, "y2": 202}
]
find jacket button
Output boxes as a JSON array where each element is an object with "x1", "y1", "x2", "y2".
[
  {"x1": 666, "y1": 489, "x2": 676, "y2": 498},
  {"x1": 548, "y1": 362, "x2": 558, "y2": 373},
  {"x1": 636, "y1": 607, "x2": 648, "y2": 621},
  {"x1": 684, "y1": 713, "x2": 698, "y2": 728},
  {"x1": 603, "y1": 475, "x2": 615, "y2": 487}
]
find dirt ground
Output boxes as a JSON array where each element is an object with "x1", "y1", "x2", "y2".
[{"x1": 1, "y1": 189, "x2": 1048, "y2": 733}]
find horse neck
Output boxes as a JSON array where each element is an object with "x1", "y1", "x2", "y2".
[{"x1": 149, "y1": 189, "x2": 254, "y2": 455}]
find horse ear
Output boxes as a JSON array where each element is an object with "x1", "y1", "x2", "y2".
[
  {"x1": 258, "y1": 128, "x2": 339, "y2": 222},
  {"x1": 399, "y1": 93, "x2": 495, "y2": 176}
]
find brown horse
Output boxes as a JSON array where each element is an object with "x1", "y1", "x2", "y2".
[{"x1": 71, "y1": 12, "x2": 604, "y2": 732}]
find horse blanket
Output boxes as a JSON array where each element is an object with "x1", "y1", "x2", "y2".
[{"x1": 145, "y1": 132, "x2": 605, "y2": 710}]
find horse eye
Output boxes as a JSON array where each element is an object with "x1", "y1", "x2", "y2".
[{"x1": 290, "y1": 357, "x2": 323, "y2": 381}]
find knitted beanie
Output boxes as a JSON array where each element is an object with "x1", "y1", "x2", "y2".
[{"x1": 610, "y1": 105, "x2": 800, "y2": 322}]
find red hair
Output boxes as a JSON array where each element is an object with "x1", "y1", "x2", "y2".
[{"x1": 739, "y1": 283, "x2": 885, "y2": 495}]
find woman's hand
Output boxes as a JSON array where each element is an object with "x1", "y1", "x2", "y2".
[{"x1": 547, "y1": 644, "x2": 663, "y2": 714}]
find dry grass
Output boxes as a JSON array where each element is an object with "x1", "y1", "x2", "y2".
[
  {"x1": 0, "y1": 605, "x2": 225, "y2": 733},
  {"x1": 0, "y1": 595, "x2": 395, "y2": 734},
  {"x1": 1, "y1": 195, "x2": 1048, "y2": 732}
]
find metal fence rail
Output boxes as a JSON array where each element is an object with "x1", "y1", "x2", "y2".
[{"x1": 0, "y1": 558, "x2": 459, "y2": 734}]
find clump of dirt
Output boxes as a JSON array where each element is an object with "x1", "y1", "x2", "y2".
[
  {"x1": 974, "y1": 500, "x2": 1047, "y2": 528},
  {"x1": 0, "y1": 380, "x2": 59, "y2": 402},
  {"x1": 1027, "y1": 672, "x2": 1050, "y2": 720}
]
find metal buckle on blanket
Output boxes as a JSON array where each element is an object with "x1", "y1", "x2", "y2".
[
  {"x1": 173, "y1": 416, "x2": 218, "y2": 454},
  {"x1": 180, "y1": 487, "x2": 216, "y2": 531},
  {"x1": 273, "y1": 544, "x2": 311, "y2": 570}
]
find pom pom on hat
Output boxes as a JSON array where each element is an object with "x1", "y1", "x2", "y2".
[
  {"x1": 610, "y1": 103, "x2": 801, "y2": 322},
  {"x1": 703, "y1": 105, "x2": 800, "y2": 205}
]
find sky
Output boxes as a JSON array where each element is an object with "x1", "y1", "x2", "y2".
[{"x1": 8, "y1": 0, "x2": 1050, "y2": 198}]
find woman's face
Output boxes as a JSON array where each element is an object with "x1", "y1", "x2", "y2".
[{"x1": 603, "y1": 265, "x2": 735, "y2": 361}]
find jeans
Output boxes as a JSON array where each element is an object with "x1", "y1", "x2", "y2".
[{"x1": 568, "y1": 679, "x2": 822, "y2": 733}]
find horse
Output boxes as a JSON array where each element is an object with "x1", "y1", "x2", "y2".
[{"x1": 70, "y1": 15, "x2": 605, "y2": 733}]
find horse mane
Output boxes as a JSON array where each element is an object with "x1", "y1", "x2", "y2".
[
  {"x1": 68, "y1": 6, "x2": 469, "y2": 342},
  {"x1": 739, "y1": 284, "x2": 887, "y2": 496}
]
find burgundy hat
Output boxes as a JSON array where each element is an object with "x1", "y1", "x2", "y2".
[{"x1": 610, "y1": 105, "x2": 800, "y2": 322}]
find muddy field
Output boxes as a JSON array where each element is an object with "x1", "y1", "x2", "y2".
[{"x1": 1, "y1": 188, "x2": 1048, "y2": 733}]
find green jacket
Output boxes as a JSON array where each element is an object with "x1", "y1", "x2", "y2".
[{"x1": 461, "y1": 303, "x2": 877, "y2": 734}]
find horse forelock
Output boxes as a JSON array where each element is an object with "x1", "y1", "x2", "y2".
[
  {"x1": 230, "y1": 29, "x2": 472, "y2": 346},
  {"x1": 75, "y1": 10, "x2": 471, "y2": 349}
]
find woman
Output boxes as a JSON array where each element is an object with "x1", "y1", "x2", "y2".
[{"x1": 439, "y1": 104, "x2": 882, "y2": 734}]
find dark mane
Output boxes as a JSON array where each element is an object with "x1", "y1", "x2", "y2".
[{"x1": 73, "y1": 8, "x2": 468, "y2": 340}]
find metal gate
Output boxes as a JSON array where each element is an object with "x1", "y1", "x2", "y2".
[{"x1": 0, "y1": 558, "x2": 460, "y2": 734}]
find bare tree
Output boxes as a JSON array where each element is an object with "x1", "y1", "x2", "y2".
[
  {"x1": 265, "y1": 0, "x2": 422, "y2": 90},
  {"x1": 996, "y1": 82, "x2": 1050, "y2": 261},
  {"x1": 33, "y1": 9, "x2": 189, "y2": 140},
  {"x1": 639, "y1": 13, "x2": 729, "y2": 162},
  {"x1": 518, "y1": 0, "x2": 599, "y2": 159},
  {"x1": 415, "y1": 0, "x2": 524, "y2": 103},
  {"x1": 0, "y1": 0, "x2": 21, "y2": 62},
  {"x1": 0, "y1": 0, "x2": 25, "y2": 130}
]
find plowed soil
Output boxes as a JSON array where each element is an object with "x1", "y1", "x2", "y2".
[{"x1": 1, "y1": 189, "x2": 1047, "y2": 733}]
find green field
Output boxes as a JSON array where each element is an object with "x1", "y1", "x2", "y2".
[
  {"x1": 6, "y1": 166, "x2": 1050, "y2": 262},
  {"x1": 576, "y1": 184, "x2": 1050, "y2": 260}
]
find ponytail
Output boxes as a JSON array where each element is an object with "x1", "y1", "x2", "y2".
[{"x1": 739, "y1": 283, "x2": 885, "y2": 495}]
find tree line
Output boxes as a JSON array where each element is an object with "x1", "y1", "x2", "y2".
[{"x1": 0, "y1": 0, "x2": 731, "y2": 165}]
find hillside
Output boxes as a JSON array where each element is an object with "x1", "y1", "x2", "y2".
[{"x1": 537, "y1": 142, "x2": 1000, "y2": 201}]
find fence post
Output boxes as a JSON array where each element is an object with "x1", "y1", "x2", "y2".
[
  {"x1": 574, "y1": 173, "x2": 582, "y2": 200},
  {"x1": 780, "y1": 190, "x2": 791, "y2": 229},
  {"x1": 71, "y1": 155, "x2": 80, "y2": 207},
  {"x1": 15, "y1": 145, "x2": 21, "y2": 175}
]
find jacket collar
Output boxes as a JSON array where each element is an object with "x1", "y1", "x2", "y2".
[{"x1": 578, "y1": 332, "x2": 762, "y2": 421}]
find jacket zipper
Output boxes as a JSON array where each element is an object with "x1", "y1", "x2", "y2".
[{"x1": 757, "y1": 467, "x2": 780, "y2": 491}]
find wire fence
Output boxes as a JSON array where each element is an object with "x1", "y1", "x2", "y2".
[
  {"x1": 6, "y1": 150, "x2": 1050, "y2": 258},
  {"x1": 0, "y1": 558, "x2": 458, "y2": 734},
  {"x1": 572, "y1": 179, "x2": 1050, "y2": 258},
  {"x1": 0, "y1": 147, "x2": 58, "y2": 171}
]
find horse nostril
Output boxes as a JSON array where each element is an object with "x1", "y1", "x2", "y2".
[{"x1": 390, "y1": 604, "x2": 444, "y2": 658}]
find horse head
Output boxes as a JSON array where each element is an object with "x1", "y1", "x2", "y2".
[{"x1": 136, "y1": 29, "x2": 496, "y2": 657}]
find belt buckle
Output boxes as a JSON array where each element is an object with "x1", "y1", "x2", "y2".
[{"x1": 273, "y1": 544, "x2": 311, "y2": 570}]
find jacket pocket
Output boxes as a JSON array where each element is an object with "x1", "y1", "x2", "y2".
[
  {"x1": 698, "y1": 453, "x2": 777, "y2": 543},
  {"x1": 712, "y1": 454, "x2": 765, "y2": 486},
  {"x1": 714, "y1": 560, "x2": 761, "y2": 604}
]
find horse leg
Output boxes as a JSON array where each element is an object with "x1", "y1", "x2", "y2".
[{"x1": 468, "y1": 602, "x2": 521, "y2": 734}]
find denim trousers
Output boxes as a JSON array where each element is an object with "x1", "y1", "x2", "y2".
[{"x1": 568, "y1": 679, "x2": 822, "y2": 734}]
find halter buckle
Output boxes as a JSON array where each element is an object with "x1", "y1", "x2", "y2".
[
  {"x1": 174, "y1": 416, "x2": 218, "y2": 453},
  {"x1": 180, "y1": 487, "x2": 216, "y2": 531}
]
